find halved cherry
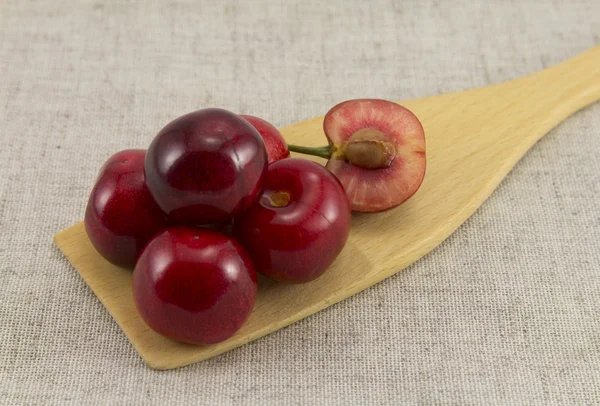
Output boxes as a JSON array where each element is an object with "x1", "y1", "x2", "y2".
[{"x1": 288, "y1": 99, "x2": 426, "y2": 212}]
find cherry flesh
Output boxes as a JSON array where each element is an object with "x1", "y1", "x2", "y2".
[
  {"x1": 133, "y1": 227, "x2": 257, "y2": 345},
  {"x1": 234, "y1": 158, "x2": 351, "y2": 283},
  {"x1": 240, "y1": 114, "x2": 289, "y2": 163},
  {"x1": 289, "y1": 99, "x2": 426, "y2": 213},
  {"x1": 145, "y1": 108, "x2": 268, "y2": 225},
  {"x1": 84, "y1": 149, "x2": 169, "y2": 268}
]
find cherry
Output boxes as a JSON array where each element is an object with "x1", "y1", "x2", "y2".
[
  {"x1": 133, "y1": 227, "x2": 257, "y2": 345},
  {"x1": 145, "y1": 108, "x2": 268, "y2": 225},
  {"x1": 240, "y1": 114, "x2": 289, "y2": 163},
  {"x1": 288, "y1": 99, "x2": 426, "y2": 212},
  {"x1": 233, "y1": 158, "x2": 351, "y2": 283},
  {"x1": 84, "y1": 149, "x2": 169, "y2": 268}
]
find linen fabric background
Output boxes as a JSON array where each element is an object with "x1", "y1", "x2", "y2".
[{"x1": 1, "y1": 1, "x2": 599, "y2": 404}]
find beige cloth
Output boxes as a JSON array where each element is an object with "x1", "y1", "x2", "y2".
[{"x1": 1, "y1": 1, "x2": 599, "y2": 404}]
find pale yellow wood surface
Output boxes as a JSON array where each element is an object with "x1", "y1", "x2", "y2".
[{"x1": 54, "y1": 46, "x2": 600, "y2": 370}]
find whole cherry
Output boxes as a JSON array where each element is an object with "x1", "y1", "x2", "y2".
[
  {"x1": 234, "y1": 158, "x2": 351, "y2": 283},
  {"x1": 133, "y1": 227, "x2": 258, "y2": 344},
  {"x1": 84, "y1": 149, "x2": 169, "y2": 268},
  {"x1": 145, "y1": 108, "x2": 268, "y2": 225},
  {"x1": 240, "y1": 114, "x2": 289, "y2": 163}
]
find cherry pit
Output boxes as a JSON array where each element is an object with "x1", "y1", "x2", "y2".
[{"x1": 84, "y1": 99, "x2": 426, "y2": 344}]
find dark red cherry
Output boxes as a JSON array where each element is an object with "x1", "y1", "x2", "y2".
[
  {"x1": 145, "y1": 108, "x2": 268, "y2": 225},
  {"x1": 133, "y1": 227, "x2": 258, "y2": 344},
  {"x1": 234, "y1": 158, "x2": 351, "y2": 283},
  {"x1": 84, "y1": 149, "x2": 168, "y2": 268},
  {"x1": 240, "y1": 114, "x2": 289, "y2": 163}
]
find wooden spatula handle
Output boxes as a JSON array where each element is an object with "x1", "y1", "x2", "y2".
[{"x1": 512, "y1": 45, "x2": 600, "y2": 124}]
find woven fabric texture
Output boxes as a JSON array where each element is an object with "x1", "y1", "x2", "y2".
[{"x1": 1, "y1": 0, "x2": 599, "y2": 404}]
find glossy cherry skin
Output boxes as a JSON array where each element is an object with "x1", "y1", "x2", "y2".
[
  {"x1": 240, "y1": 115, "x2": 289, "y2": 163},
  {"x1": 84, "y1": 149, "x2": 169, "y2": 268},
  {"x1": 234, "y1": 158, "x2": 351, "y2": 283},
  {"x1": 133, "y1": 227, "x2": 258, "y2": 345},
  {"x1": 145, "y1": 108, "x2": 268, "y2": 225}
]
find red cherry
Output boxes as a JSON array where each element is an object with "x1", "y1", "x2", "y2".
[
  {"x1": 234, "y1": 158, "x2": 351, "y2": 283},
  {"x1": 133, "y1": 227, "x2": 257, "y2": 345},
  {"x1": 84, "y1": 149, "x2": 168, "y2": 268},
  {"x1": 145, "y1": 108, "x2": 268, "y2": 225},
  {"x1": 240, "y1": 114, "x2": 289, "y2": 163}
]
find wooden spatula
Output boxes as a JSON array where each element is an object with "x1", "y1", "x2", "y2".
[{"x1": 54, "y1": 45, "x2": 600, "y2": 370}]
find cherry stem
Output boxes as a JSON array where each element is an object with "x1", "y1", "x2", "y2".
[{"x1": 287, "y1": 144, "x2": 332, "y2": 159}]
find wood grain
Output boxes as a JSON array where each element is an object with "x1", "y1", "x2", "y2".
[{"x1": 54, "y1": 46, "x2": 600, "y2": 370}]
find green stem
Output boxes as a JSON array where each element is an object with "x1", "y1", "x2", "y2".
[{"x1": 287, "y1": 144, "x2": 332, "y2": 159}]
